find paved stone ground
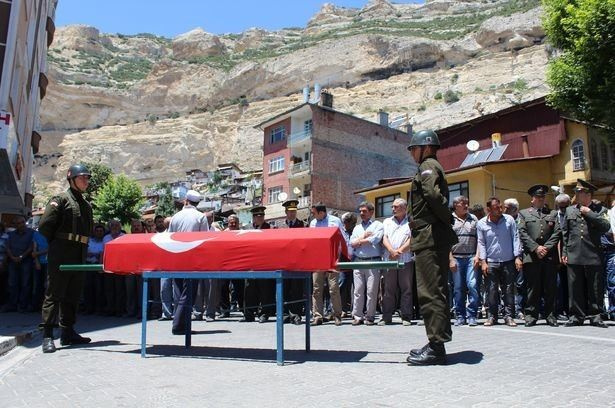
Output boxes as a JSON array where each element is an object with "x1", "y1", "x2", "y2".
[{"x1": 1, "y1": 313, "x2": 614, "y2": 407}]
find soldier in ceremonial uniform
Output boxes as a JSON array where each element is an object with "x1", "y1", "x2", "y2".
[
  {"x1": 242, "y1": 206, "x2": 274, "y2": 323},
  {"x1": 281, "y1": 199, "x2": 305, "y2": 324},
  {"x1": 562, "y1": 179, "x2": 611, "y2": 328},
  {"x1": 518, "y1": 185, "x2": 561, "y2": 327},
  {"x1": 405, "y1": 130, "x2": 458, "y2": 366},
  {"x1": 39, "y1": 164, "x2": 94, "y2": 353}
]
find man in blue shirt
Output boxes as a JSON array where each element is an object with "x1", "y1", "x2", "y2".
[
  {"x1": 2, "y1": 216, "x2": 34, "y2": 312},
  {"x1": 31, "y1": 229, "x2": 49, "y2": 311},
  {"x1": 477, "y1": 197, "x2": 523, "y2": 327}
]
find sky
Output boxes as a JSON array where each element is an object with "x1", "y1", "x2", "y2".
[{"x1": 55, "y1": 0, "x2": 424, "y2": 38}]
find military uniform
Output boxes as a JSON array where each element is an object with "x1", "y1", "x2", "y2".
[
  {"x1": 243, "y1": 206, "x2": 274, "y2": 322},
  {"x1": 282, "y1": 199, "x2": 306, "y2": 324},
  {"x1": 39, "y1": 187, "x2": 93, "y2": 334},
  {"x1": 410, "y1": 155, "x2": 458, "y2": 346},
  {"x1": 518, "y1": 185, "x2": 561, "y2": 326},
  {"x1": 562, "y1": 180, "x2": 611, "y2": 326}
]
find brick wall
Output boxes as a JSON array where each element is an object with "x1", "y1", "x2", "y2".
[
  {"x1": 262, "y1": 118, "x2": 292, "y2": 204},
  {"x1": 310, "y1": 106, "x2": 415, "y2": 211}
]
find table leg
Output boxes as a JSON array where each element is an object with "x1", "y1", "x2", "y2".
[
  {"x1": 276, "y1": 276, "x2": 284, "y2": 366},
  {"x1": 305, "y1": 274, "x2": 311, "y2": 352},
  {"x1": 186, "y1": 279, "x2": 192, "y2": 348},
  {"x1": 141, "y1": 277, "x2": 148, "y2": 358}
]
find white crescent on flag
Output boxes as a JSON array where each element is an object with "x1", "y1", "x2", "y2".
[{"x1": 151, "y1": 232, "x2": 214, "y2": 254}]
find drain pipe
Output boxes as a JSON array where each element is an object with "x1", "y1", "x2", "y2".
[{"x1": 482, "y1": 167, "x2": 496, "y2": 196}]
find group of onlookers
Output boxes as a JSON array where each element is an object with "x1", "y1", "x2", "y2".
[{"x1": 2, "y1": 180, "x2": 614, "y2": 332}]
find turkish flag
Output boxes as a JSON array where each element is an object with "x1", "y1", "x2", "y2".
[{"x1": 103, "y1": 227, "x2": 347, "y2": 275}]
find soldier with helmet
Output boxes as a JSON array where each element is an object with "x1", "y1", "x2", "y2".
[
  {"x1": 406, "y1": 129, "x2": 458, "y2": 366},
  {"x1": 518, "y1": 184, "x2": 562, "y2": 327},
  {"x1": 38, "y1": 164, "x2": 94, "y2": 353}
]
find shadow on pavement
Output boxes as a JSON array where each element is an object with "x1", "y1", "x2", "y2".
[
  {"x1": 123, "y1": 345, "x2": 371, "y2": 365},
  {"x1": 446, "y1": 350, "x2": 483, "y2": 365}
]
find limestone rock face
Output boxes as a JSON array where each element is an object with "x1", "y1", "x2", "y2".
[
  {"x1": 476, "y1": 8, "x2": 545, "y2": 50},
  {"x1": 171, "y1": 28, "x2": 225, "y2": 59},
  {"x1": 35, "y1": 0, "x2": 550, "y2": 199}
]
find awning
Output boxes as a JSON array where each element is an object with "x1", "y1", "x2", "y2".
[{"x1": 103, "y1": 227, "x2": 347, "y2": 274}]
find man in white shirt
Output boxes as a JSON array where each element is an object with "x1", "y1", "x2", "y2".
[
  {"x1": 380, "y1": 198, "x2": 413, "y2": 326},
  {"x1": 350, "y1": 201, "x2": 384, "y2": 326},
  {"x1": 309, "y1": 202, "x2": 343, "y2": 326},
  {"x1": 169, "y1": 190, "x2": 209, "y2": 334}
]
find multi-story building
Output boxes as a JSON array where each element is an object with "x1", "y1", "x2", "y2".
[
  {"x1": 356, "y1": 97, "x2": 615, "y2": 218},
  {"x1": 255, "y1": 92, "x2": 415, "y2": 224},
  {"x1": 0, "y1": 0, "x2": 57, "y2": 221}
]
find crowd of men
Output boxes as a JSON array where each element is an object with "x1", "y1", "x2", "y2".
[{"x1": 2, "y1": 181, "x2": 613, "y2": 335}]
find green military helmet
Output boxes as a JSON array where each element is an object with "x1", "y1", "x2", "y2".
[
  {"x1": 407, "y1": 129, "x2": 440, "y2": 150},
  {"x1": 66, "y1": 164, "x2": 91, "y2": 180}
]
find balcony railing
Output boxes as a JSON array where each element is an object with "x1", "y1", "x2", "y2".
[
  {"x1": 297, "y1": 196, "x2": 311, "y2": 208},
  {"x1": 289, "y1": 160, "x2": 310, "y2": 175},
  {"x1": 287, "y1": 129, "x2": 312, "y2": 146}
]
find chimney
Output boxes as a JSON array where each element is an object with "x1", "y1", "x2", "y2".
[
  {"x1": 320, "y1": 90, "x2": 333, "y2": 108},
  {"x1": 302, "y1": 86, "x2": 310, "y2": 103},
  {"x1": 522, "y1": 134, "x2": 530, "y2": 158},
  {"x1": 377, "y1": 110, "x2": 389, "y2": 127},
  {"x1": 491, "y1": 132, "x2": 501, "y2": 147},
  {"x1": 406, "y1": 123, "x2": 413, "y2": 136},
  {"x1": 313, "y1": 83, "x2": 321, "y2": 103}
]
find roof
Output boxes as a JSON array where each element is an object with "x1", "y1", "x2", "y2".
[
  {"x1": 354, "y1": 155, "x2": 555, "y2": 194},
  {"x1": 254, "y1": 103, "x2": 310, "y2": 129}
]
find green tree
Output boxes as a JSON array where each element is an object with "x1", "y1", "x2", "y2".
[
  {"x1": 80, "y1": 161, "x2": 112, "y2": 203},
  {"x1": 152, "y1": 182, "x2": 176, "y2": 217},
  {"x1": 93, "y1": 174, "x2": 143, "y2": 225},
  {"x1": 543, "y1": 0, "x2": 615, "y2": 133}
]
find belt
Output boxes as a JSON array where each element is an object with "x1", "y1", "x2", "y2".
[
  {"x1": 56, "y1": 232, "x2": 89, "y2": 245},
  {"x1": 356, "y1": 256, "x2": 382, "y2": 260}
]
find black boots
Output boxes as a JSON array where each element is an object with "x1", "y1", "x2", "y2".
[
  {"x1": 407, "y1": 342, "x2": 447, "y2": 366},
  {"x1": 42, "y1": 337, "x2": 56, "y2": 353},
  {"x1": 60, "y1": 327, "x2": 91, "y2": 346}
]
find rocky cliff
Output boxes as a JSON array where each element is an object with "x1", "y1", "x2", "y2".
[{"x1": 34, "y1": 0, "x2": 549, "y2": 204}]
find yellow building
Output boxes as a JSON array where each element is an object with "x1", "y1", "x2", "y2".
[{"x1": 356, "y1": 99, "x2": 615, "y2": 219}]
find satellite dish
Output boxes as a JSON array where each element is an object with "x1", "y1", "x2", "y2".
[
  {"x1": 278, "y1": 192, "x2": 288, "y2": 201},
  {"x1": 466, "y1": 140, "x2": 480, "y2": 152},
  {"x1": 293, "y1": 187, "x2": 301, "y2": 195}
]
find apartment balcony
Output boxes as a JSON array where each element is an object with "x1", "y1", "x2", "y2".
[
  {"x1": 289, "y1": 160, "x2": 311, "y2": 177},
  {"x1": 287, "y1": 129, "x2": 312, "y2": 148},
  {"x1": 297, "y1": 196, "x2": 311, "y2": 208}
]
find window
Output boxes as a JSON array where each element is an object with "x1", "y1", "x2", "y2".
[
  {"x1": 571, "y1": 139, "x2": 585, "y2": 171},
  {"x1": 268, "y1": 156, "x2": 285, "y2": 174},
  {"x1": 590, "y1": 138, "x2": 600, "y2": 169},
  {"x1": 448, "y1": 181, "x2": 469, "y2": 205},
  {"x1": 270, "y1": 126, "x2": 286, "y2": 144},
  {"x1": 268, "y1": 186, "x2": 283, "y2": 203},
  {"x1": 376, "y1": 194, "x2": 400, "y2": 218},
  {"x1": 600, "y1": 140, "x2": 609, "y2": 170},
  {"x1": 304, "y1": 119, "x2": 313, "y2": 133}
]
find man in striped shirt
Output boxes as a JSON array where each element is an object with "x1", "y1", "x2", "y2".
[{"x1": 450, "y1": 196, "x2": 480, "y2": 327}]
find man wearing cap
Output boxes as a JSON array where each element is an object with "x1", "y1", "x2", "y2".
[
  {"x1": 242, "y1": 206, "x2": 274, "y2": 323},
  {"x1": 38, "y1": 164, "x2": 94, "y2": 353},
  {"x1": 405, "y1": 130, "x2": 458, "y2": 366},
  {"x1": 169, "y1": 190, "x2": 209, "y2": 335},
  {"x1": 518, "y1": 185, "x2": 562, "y2": 327},
  {"x1": 562, "y1": 179, "x2": 610, "y2": 327},
  {"x1": 281, "y1": 199, "x2": 305, "y2": 324}
]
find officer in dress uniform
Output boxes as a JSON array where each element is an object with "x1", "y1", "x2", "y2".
[
  {"x1": 562, "y1": 179, "x2": 611, "y2": 328},
  {"x1": 405, "y1": 130, "x2": 458, "y2": 366},
  {"x1": 241, "y1": 206, "x2": 274, "y2": 323},
  {"x1": 281, "y1": 199, "x2": 305, "y2": 325},
  {"x1": 518, "y1": 185, "x2": 561, "y2": 327},
  {"x1": 39, "y1": 164, "x2": 94, "y2": 353}
]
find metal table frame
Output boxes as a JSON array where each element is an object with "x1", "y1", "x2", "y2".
[
  {"x1": 60, "y1": 261, "x2": 400, "y2": 366},
  {"x1": 140, "y1": 271, "x2": 312, "y2": 365}
]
